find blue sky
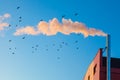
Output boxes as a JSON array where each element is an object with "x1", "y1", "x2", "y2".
[{"x1": 0, "y1": 0, "x2": 120, "y2": 80}]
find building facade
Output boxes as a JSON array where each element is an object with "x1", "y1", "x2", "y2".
[{"x1": 83, "y1": 48, "x2": 120, "y2": 80}]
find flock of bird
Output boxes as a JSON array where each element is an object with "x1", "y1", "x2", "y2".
[{"x1": 7, "y1": 4, "x2": 80, "y2": 60}]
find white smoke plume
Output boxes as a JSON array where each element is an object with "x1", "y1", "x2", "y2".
[
  {"x1": 14, "y1": 18, "x2": 107, "y2": 37},
  {"x1": 0, "y1": 13, "x2": 11, "y2": 30}
]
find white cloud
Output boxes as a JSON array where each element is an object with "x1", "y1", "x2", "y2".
[
  {"x1": 14, "y1": 18, "x2": 107, "y2": 37},
  {"x1": 0, "y1": 23, "x2": 9, "y2": 30},
  {"x1": 0, "y1": 13, "x2": 11, "y2": 31},
  {"x1": 3, "y1": 13, "x2": 11, "y2": 18},
  {"x1": 14, "y1": 26, "x2": 39, "y2": 36}
]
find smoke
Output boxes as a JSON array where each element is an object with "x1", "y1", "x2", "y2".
[
  {"x1": 0, "y1": 13, "x2": 11, "y2": 30},
  {"x1": 14, "y1": 18, "x2": 107, "y2": 37}
]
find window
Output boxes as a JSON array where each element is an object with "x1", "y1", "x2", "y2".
[
  {"x1": 88, "y1": 75, "x2": 90, "y2": 80},
  {"x1": 93, "y1": 64, "x2": 97, "y2": 75}
]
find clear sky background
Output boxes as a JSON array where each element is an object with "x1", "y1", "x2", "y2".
[{"x1": 0, "y1": 0, "x2": 120, "y2": 80}]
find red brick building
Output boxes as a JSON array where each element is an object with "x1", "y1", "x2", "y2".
[{"x1": 83, "y1": 48, "x2": 120, "y2": 80}]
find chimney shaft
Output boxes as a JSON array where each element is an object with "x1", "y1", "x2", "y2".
[{"x1": 106, "y1": 34, "x2": 111, "y2": 80}]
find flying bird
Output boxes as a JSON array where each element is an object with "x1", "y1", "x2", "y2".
[
  {"x1": 76, "y1": 47, "x2": 79, "y2": 50},
  {"x1": 19, "y1": 20, "x2": 22, "y2": 22},
  {"x1": 12, "y1": 52, "x2": 15, "y2": 54},
  {"x1": 17, "y1": 6, "x2": 20, "y2": 9},
  {"x1": 57, "y1": 49, "x2": 60, "y2": 51},
  {"x1": 36, "y1": 45, "x2": 39, "y2": 47},
  {"x1": 9, "y1": 40, "x2": 12, "y2": 42},
  {"x1": 9, "y1": 24, "x2": 11, "y2": 27},
  {"x1": 22, "y1": 36, "x2": 25, "y2": 39},
  {"x1": 19, "y1": 16, "x2": 22, "y2": 19},
  {"x1": 9, "y1": 48, "x2": 12, "y2": 50},
  {"x1": 16, "y1": 25, "x2": 18, "y2": 27},
  {"x1": 74, "y1": 13, "x2": 78, "y2": 16},
  {"x1": 75, "y1": 40, "x2": 78, "y2": 43},
  {"x1": 40, "y1": 19, "x2": 43, "y2": 21},
  {"x1": 62, "y1": 15, "x2": 66, "y2": 18},
  {"x1": 62, "y1": 42, "x2": 64, "y2": 44}
]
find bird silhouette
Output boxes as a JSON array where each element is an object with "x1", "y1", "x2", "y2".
[
  {"x1": 19, "y1": 16, "x2": 22, "y2": 19},
  {"x1": 76, "y1": 47, "x2": 79, "y2": 50},
  {"x1": 22, "y1": 36, "x2": 25, "y2": 39},
  {"x1": 17, "y1": 6, "x2": 20, "y2": 9},
  {"x1": 12, "y1": 52, "x2": 15, "y2": 54},
  {"x1": 9, "y1": 24, "x2": 11, "y2": 27},
  {"x1": 36, "y1": 45, "x2": 39, "y2": 47},
  {"x1": 40, "y1": 19, "x2": 43, "y2": 21},
  {"x1": 62, "y1": 42, "x2": 64, "y2": 44},
  {"x1": 74, "y1": 13, "x2": 78, "y2": 16},
  {"x1": 75, "y1": 40, "x2": 78, "y2": 43},
  {"x1": 9, "y1": 48, "x2": 12, "y2": 50},
  {"x1": 9, "y1": 40, "x2": 12, "y2": 42},
  {"x1": 62, "y1": 15, "x2": 66, "y2": 18},
  {"x1": 57, "y1": 49, "x2": 60, "y2": 51},
  {"x1": 16, "y1": 25, "x2": 18, "y2": 27},
  {"x1": 19, "y1": 20, "x2": 22, "y2": 22}
]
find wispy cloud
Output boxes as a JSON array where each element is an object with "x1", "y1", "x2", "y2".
[
  {"x1": 0, "y1": 13, "x2": 11, "y2": 31},
  {"x1": 14, "y1": 18, "x2": 107, "y2": 37},
  {"x1": 14, "y1": 26, "x2": 39, "y2": 35}
]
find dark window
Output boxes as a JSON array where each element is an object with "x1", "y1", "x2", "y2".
[
  {"x1": 102, "y1": 57, "x2": 120, "y2": 68},
  {"x1": 93, "y1": 64, "x2": 97, "y2": 75},
  {"x1": 88, "y1": 75, "x2": 90, "y2": 80}
]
